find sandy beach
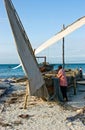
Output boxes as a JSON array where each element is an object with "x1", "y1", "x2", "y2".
[{"x1": 0, "y1": 78, "x2": 85, "y2": 130}]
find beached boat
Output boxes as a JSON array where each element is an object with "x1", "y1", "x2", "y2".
[
  {"x1": 4, "y1": 0, "x2": 85, "y2": 101},
  {"x1": 39, "y1": 63, "x2": 54, "y2": 72},
  {"x1": 36, "y1": 56, "x2": 54, "y2": 72}
]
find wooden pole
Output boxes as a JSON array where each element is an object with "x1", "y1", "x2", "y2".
[
  {"x1": 24, "y1": 80, "x2": 30, "y2": 109},
  {"x1": 74, "y1": 78, "x2": 76, "y2": 95},
  {"x1": 62, "y1": 24, "x2": 65, "y2": 69},
  {"x1": 73, "y1": 72, "x2": 76, "y2": 95}
]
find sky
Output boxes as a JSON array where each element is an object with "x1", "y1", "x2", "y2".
[{"x1": 0, "y1": 0, "x2": 85, "y2": 64}]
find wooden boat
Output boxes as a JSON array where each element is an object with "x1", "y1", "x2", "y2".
[{"x1": 4, "y1": 0, "x2": 85, "y2": 100}]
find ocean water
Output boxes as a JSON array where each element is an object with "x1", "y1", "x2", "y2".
[
  {"x1": 54, "y1": 63, "x2": 85, "y2": 74},
  {"x1": 0, "y1": 64, "x2": 25, "y2": 79},
  {"x1": 0, "y1": 63, "x2": 85, "y2": 79}
]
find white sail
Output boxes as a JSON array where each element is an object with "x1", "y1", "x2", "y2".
[
  {"x1": 12, "y1": 64, "x2": 22, "y2": 70},
  {"x1": 35, "y1": 16, "x2": 85, "y2": 55},
  {"x1": 14, "y1": 16, "x2": 85, "y2": 69},
  {"x1": 4, "y1": 0, "x2": 45, "y2": 95}
]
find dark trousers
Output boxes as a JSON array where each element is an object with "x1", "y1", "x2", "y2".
[{"x1": 60, "y1": 86, "x2": 68, "y2": 101}]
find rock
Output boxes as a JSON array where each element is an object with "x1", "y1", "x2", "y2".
[{"x1": 18, "y1": 114, "x2": 29, "y2": 119}]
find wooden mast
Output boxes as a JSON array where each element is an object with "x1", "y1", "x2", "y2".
[{"x1": 62, "y1": 24, "x2": 65, "y2": 69}]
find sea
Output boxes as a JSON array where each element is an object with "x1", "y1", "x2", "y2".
[{"x1": 0, "y1": 63, "x2": 85, "y2": 79}]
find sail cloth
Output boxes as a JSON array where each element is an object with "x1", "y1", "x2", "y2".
[
  {"x1": 13, "y1": 16, "x2": 85, "y2": 69},
  {"x1": 4, "y1": 0, "x2": 45, "y2": 95},
  {"x1": 35, "y1": 16, "x2": 85, "y2": 54}
]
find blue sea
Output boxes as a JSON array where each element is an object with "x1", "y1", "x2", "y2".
[
  {"x1": 0, "y1": 63, "x2": 85, "y2": 79},
  {"x1": 0, "y1": 64, "x2": 25, "y2": 79}
]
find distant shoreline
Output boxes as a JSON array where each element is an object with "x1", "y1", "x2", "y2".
[{"x1": 0, "y1": 63, "x2": 85, "y2": 65}]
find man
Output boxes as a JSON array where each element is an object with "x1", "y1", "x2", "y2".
[
  {"x1": 79, "y1": 67, "x2": 83, "y2": 79},
  {"x1": 57, "y1": 65, "x2": 68, "y2": 102}
]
